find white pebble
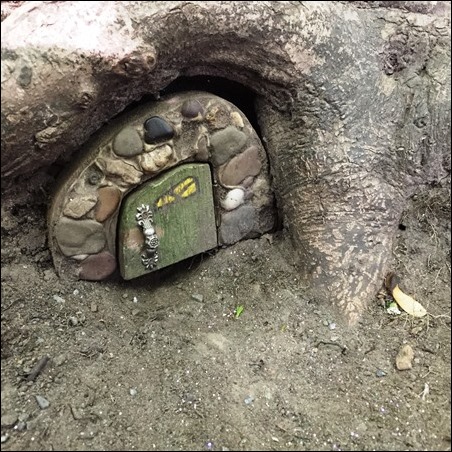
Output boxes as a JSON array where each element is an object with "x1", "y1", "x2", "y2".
[{"x1": 221, "y1": 188, "x2": 245, "y2": 211}]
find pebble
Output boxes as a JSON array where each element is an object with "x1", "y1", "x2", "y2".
[
  {"x1": 144, "y1": 116, "x2": 174, "y2": 144},
  {"x1": 16, "y1": 421, "x2": 27, "y2": 431},
  {"x1": 396, "y1": 344, "x2": 415, "y2": 370},
  {"x1": 129, "y1": 388, "x2": 137, "y2": 396},
  {"x1": 97, "y1": 156, "x2": 143, "y2": 187},
  {"x1": 205, "y1": 104, "x2": 231, "y2": 129},
  {"x1": 95, "y1": 187, "x2": 121, "y2": 222},
  {"x1": 210, "y1": 126, "x2": 248, "y2": 166},
  {"x1": 376, "y1": 369, "x2": 387, "y2": 378},
  {"x1": 90, "y1": 302, "x2": 98, "y2": 312},
  {"x1": 181, "y1": 99, "x2": 204, "y2": 119},
  {"x1": 191, "y1": 294, "x2": 204, "y2": 302},
  {"x1": 53, "y1": 294, "x2": 65, "y2": 303},
  {"x1": 221, "y1": 188, "x2": 245, "y2": 211},
  {"x1": 53, "y1": 354, "x2": 66, "y2": 366},
  {"x1": 78, "y1": 251, "x2": 117, "y2": 281},
  {"x1": 43, "y1": 269, "x2": 56, "y2": 281},
  {"x1": 1, "y1": 413, "x2": 18, "y2": 428},
  {"x1": 55, "y1": 218, "x2": 106, "y2": 257},
  {"x1": 139, "y1": 145, "x2": 173, "y2": 173},
  {"x1": 35, "y1": 395, "x2": 50, "y2": 409},
  {"x1": 230, "y1": 111, "x2": 244, "y2": 128},
  {"x1": 18, "y1": 413, "x2": 30, "y2": 422},
  {"x1": 219, "y1": 146, "x2": 262, "y2": 186},
  {"x1": 113, "y1": 127, "x2": 143, "y2": 157},
  {"x1": 244, "y1": 395, "x2": 254, "y2": 405},
  {"x1": 1, "y1": 435, "x2": 9, "y2": 444},
  {"x1": 219, "y1": 205, "x2": 257, "y2": 245},
  {"x1": 63, "y1": 196, "x2": 97, "y2": 219}
]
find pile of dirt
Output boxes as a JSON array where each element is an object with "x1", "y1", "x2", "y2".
[{"x1": 1, "y1": 185, "x2": 451, "y2": 451}]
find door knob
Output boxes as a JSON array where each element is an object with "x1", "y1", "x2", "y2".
[{"x1": 136, "y1": 204, "x2": 159, "y2": 270}]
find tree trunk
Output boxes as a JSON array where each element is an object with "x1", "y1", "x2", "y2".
[{"x1": 1, "y1": 1, "x2": 450, "y2": 323}]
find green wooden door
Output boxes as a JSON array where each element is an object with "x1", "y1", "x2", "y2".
[{"x1": 118, "y1": 163, "x2": 217, "y2": 280}]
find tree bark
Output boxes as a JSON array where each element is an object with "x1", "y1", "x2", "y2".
[{"x1": 1, "y1": 1, "x2": 450, "y2": 323}]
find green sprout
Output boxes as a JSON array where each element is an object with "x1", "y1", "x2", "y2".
[{"x1": 234, "y1": 305, "x2": 244, "y2": 318}]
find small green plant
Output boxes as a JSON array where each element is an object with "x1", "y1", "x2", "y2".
[{"x1": 234, "y1": 305, "x2": 244, "y2": 319}]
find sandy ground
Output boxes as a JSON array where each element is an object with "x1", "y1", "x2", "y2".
[{"x1": 1, "y1": 185, "x2": 451, "y2": 451}]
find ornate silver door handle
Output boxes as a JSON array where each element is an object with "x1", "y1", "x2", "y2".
[{"x1": 136, "y1": 204, "x2": 159, "y2": 270}]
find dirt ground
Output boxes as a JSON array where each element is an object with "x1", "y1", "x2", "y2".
[{"x1": 1, "y1": 182, "x2": 451, "y2": 451}]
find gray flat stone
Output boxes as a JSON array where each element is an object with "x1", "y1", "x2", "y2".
[
  {"x1": 55, "y1": 218, "x2": 106, "y2": 257},
  {"x1": 113, "y1": 127, "x2": 143, "y2": 157},
  {"x1": 219, "y1": 205, "x2": 257, "y2": 245},
  {"x1": 35, "y1": 395, "x2": 50, "y2": 410},
  {"x1": 210, "y1": 126, "x2": 248, "y2": 166}
]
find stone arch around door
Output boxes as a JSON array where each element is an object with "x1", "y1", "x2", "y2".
[{"x1": 48, "y1": 91, "x2": 276, "y2": 281}]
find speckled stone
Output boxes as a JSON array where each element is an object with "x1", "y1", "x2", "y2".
[
  {"x1": 205, "y1": 105, "x2": 231, "y2": 130},
  {"x1": 78, "y1": 251, "x2": 117, "y2": 281},
  {"x1": 139, "y1": 145, "x2": 173, "y2": 173},
  {"x1": 219, "y1": 146, "x2": 262, "y2": 186},
  {"x1": 181, "y1": 99, "x2": 204, "y2": 119},
  {"x1": 153, "y1": 145, "x2": 173, "y2": 167},
  {"x1": 95, "y1": 187, "x2": 121, "y2": 222},
  {"x1": 219, "y1": 205, "x2": 257, "y2": 245},
  {"x1": 55, "y1": 218, "x2": 106, "y2": 257},
  {"x1": 63, "y1": 196, "x2": 97, "y2": 219},
  {"x1": 144, "y1": 116, "x2": 174, "y2": 144},
  {"x1": 97, "y1": 157, "x2": 142, "y2": 187},
  {"x1": 113, "y1": 127, "x2": 143, "y2": 157},
  {"x1": 210, "y1": 126, "x2": 248, "y2": 166}
]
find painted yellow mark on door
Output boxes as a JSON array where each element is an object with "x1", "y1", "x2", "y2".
[
  {"x1": 156, "y1": 195, "x2": 176, "y2": 208},
  {"x1": 155, "y1": 177, "x2": 198, "y2": 208}
]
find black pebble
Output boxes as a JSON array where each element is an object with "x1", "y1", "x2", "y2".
[
  {"x1": 181, "y1": 99, "x2": 204, "y2": 119},
  {"x1": 144, "y1": 116, "x2": 174, "y2": 144}
]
